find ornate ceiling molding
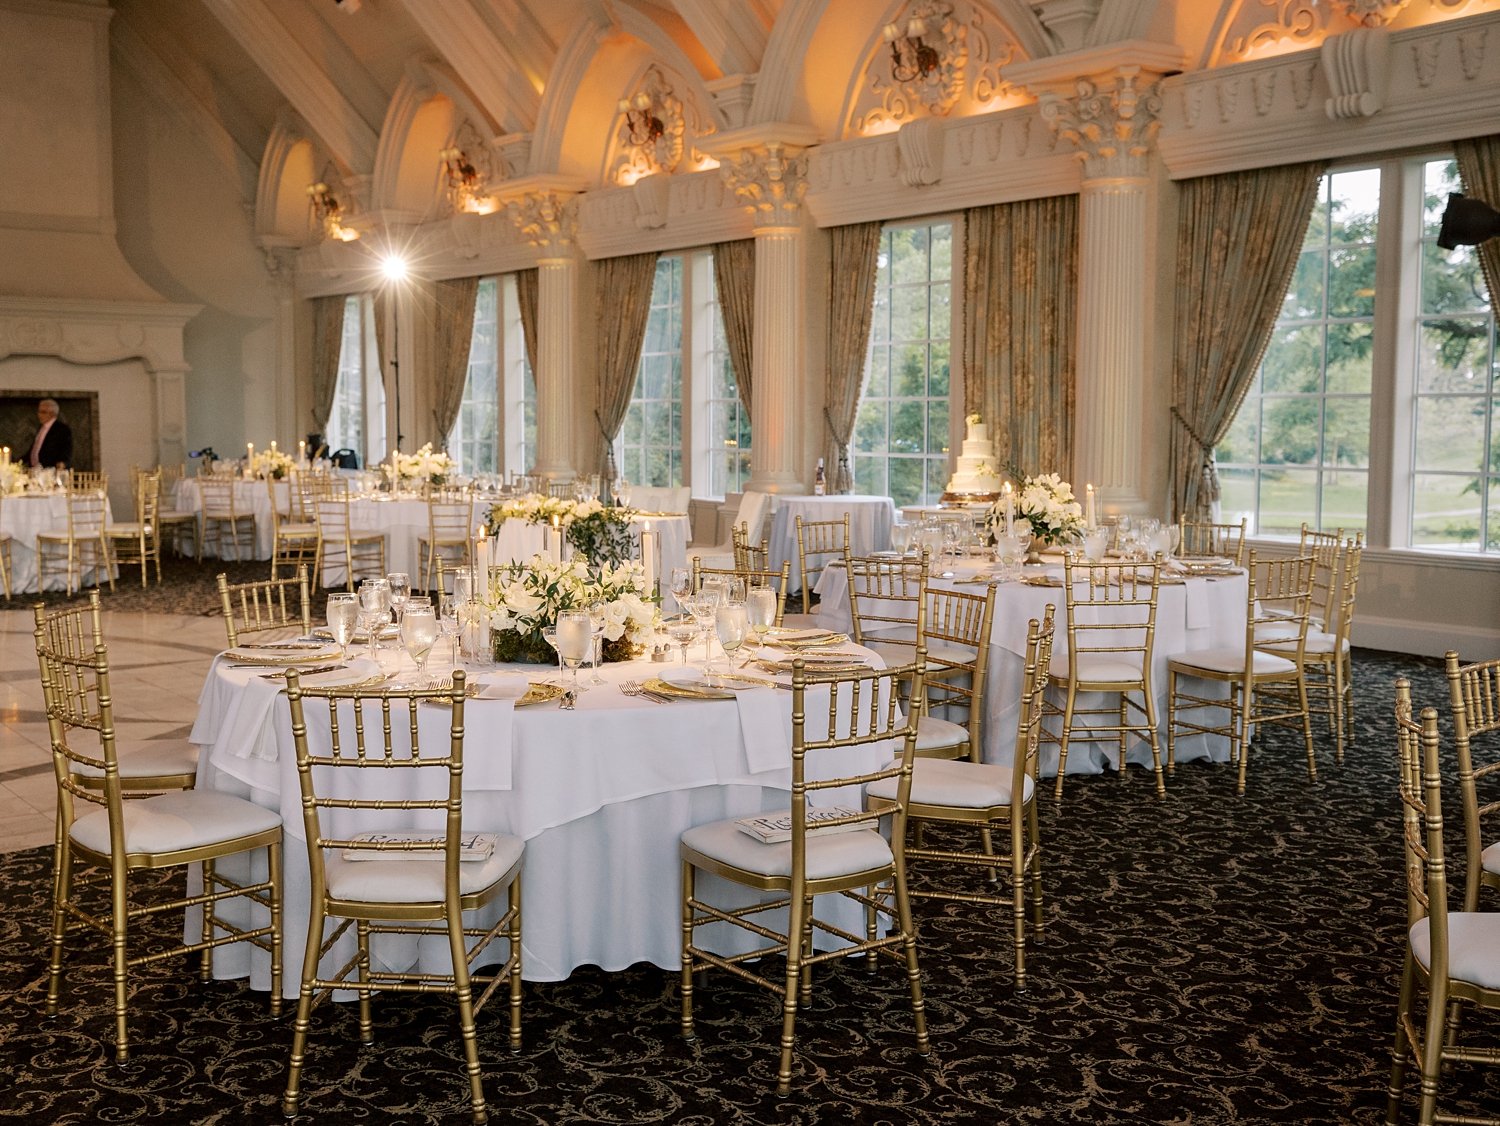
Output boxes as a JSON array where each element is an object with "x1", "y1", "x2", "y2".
[{"x1": 1038, "y1": 67, "x2": 1164, "y2": 180}]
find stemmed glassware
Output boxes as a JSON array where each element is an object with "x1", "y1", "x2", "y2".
[
  {"x1": 386, "y1": 572, "x2": 410, "y2": 627},
  {"x1": 399, "y1": 597, "x2": 438, "y2": 686},
  {"x1": 890, "y1": 521, "x2": 912, "y2": 556},
  {"x1": 669, "y1": 566, "x2": 692, "y2": 612},
  {"x1": 554, "y1": 610, "x2": 593, "y2": 694},
  {"x1": 746, "y1": 587, "x2": 777, "y2": 652},
  {"x1": 994, "y1": 528, "x2": 1033, "y2": 582},
  {"x1": 437, "y1": 595, "x2": 462, "y2": 669},
  {"x1": 614, "y1": 479, "x2": 633, "y2": 508},
  {"x1": 663, "y1": 613, "x2": 698, "y2": 665},
  {"x1": 325, "y1": 593, "x2": 358, "y2": 661},
  {"x1": 358, "y1": 578, "x2": 391, "y2": 661},
  {"x1": 687, "y1": 589, "x2": 719, "y2": 665},
  {"x1": 713, "y1": 603, "x2": 749, "y2": 674},
  {"x1": 541, "y1": 625, "x2": 561, "y2": 683},
  {"x1": 586, "y1": 602, "x2": 608, "y2": 684}
]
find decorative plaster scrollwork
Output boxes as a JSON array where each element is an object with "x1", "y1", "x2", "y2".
[
  {"x1": 8, "y1": 319, "x2": 65, "y2": 353},
  {"x1": 1412, "y1": 36, "x2": 1441, "y2": 85},
  {"x1": 609, "y1": 65, "x2": 706, "y2": 186},
  {"x1": 1323, "y1": 0, "x2": 1411, "y2": 28},
  {"x1": 442, "y1": 118, "x2": 498, "y2": 215},
  {"x1": 1225, "y1": 1, "x2": 1324, "y2": 62},
  {"x1": 717, "y1": 144, "x2": 809, "y2": 229},
  {"x1": 1458, "y1": 27, "x2": 1488, "y2": 80},
  {"x1": 896, "y1": 118, "x2": 944, "y2": 186},
  {"x1": 1040, "y1": 68, "x2": 1163, "y2": 180},
  {"x1": 506, "y1": 191, "x2": 578, "y2": 254},
  {"x1": 1321, "y1": 26, "x2": 1391, "y2": 119}
]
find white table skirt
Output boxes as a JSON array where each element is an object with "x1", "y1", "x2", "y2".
[
  {"x1": 813, "y1": 557, "x2": 1249, "y2": 776},
  {"x1": 190, "y1": 644, "x2": 893, "y2": 992},
  {"x1": 2, "y1": 492, "x2": 115, "y2": 593},
  {"x1": 769, "y1": 495, "x2": 896, "y2": 592}
]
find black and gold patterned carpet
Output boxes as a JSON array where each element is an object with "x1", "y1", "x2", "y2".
[{"x1": 1, "y1": 647, "x2": 1497, "y2": 1124}]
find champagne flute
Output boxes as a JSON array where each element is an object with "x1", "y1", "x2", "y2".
[
  {"x1": 587, "y1": 601, "x2": 608, "y2": 684},
  {"x1": 325, "y1": 593, "x2": 358, "y2": 661},
  {"x1": 386, "y1": 572, "x2": 410, "y2": 626},
  {"x1": 438, "y1": 594, "x2": 462, "y2": 668},
  {"x1": 723, "y1": 577, "x2": 747, "y2": 606},
  {"x1": 399, "y1": 598, "x2": 438, "y2": 686},
  {"x1": 714, "y1": 603, "x2": 749, "y2": 674},
  {"x1": 746, "y1": 587, "x2": 777, "y2": 652},
  {"x1": 554, "y1": 610, "x2": 593, "y2": 695}
]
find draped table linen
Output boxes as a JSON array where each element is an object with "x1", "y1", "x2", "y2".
[
  {"x1": 2, "y1": 491, "x2": 114, "y2": 592},
  {"x1": 769, "y1": 495, "x2": 896, "y2": 592}
]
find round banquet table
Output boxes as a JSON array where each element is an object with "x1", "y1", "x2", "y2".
[
  {"x1": 189, "y1": 639, "x2": 896, "y2": 994},
  {"x1": 768, "y1": 495, "x2": 896, "y2": 592},
  {"x1": 812, "y1": 555, "x2": 1250, "y2": 777},
  {"x1": 0, "y1": 491, "x2": 116, "y2": 593}
]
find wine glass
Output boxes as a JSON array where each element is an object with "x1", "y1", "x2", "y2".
[
  {"x1": 722, "y1": 577, "x2": 747, "y2": 606},
  {"x1": 386, "y1": 572, "x2": 410, "y2": 626},
  {"x1": 664, "y1": 613, "x2": 697, "y2": 665},
  {"x1": 358, "y1": 578, "x2": 391, "y2": 659},
  {"x1": 325, "y1": 593, "x2": 358, "y2": 660},
  {"x1": 890, "y1": 522, "x2": 913, "y2": 556},
  {"x1": 587, "y1": 601, "x2": 608, "y2": 684},
  {"x1": 687, "y1": 591, "x2": 718, "y2": 665},
  {"x1": 399, "y1": 597, "x2": 438, "y2": 686},
  {"x1": 437, "y1": 594, "x2": 462, "y2": 669},
  {"x1": 746, "y1": 587, "x2": 777, "y2": 651},
  {"x1": 714, "y1": 603, "x2": 749, "y2": 674},
  {"x1": 994, "y1": 529, "x2": 1032, "y2": 582},
  {"x1": 541, "y1": 625, "x2": 561, "y2": 683},
  {"x1": 554, "y1": 610, "x2": 593, "y2": 695},
  {"x1": 669, "y1": 566, "x2": 692, "y2": 612},
  {"x1": 615, "y1": 480, "x2": 633, "y2": 508}
]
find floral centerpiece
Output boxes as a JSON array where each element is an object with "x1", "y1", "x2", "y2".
[
  {"x1": 986, "y1": 473, "x2": 1084, "y2": 550},
  {"x1": 486, "y1": 556, "x2": 658, "y2": 664},
  {"x1": 385, "y1": 443, "x2": 456, "y2": 488},
  {"x1": 486, "y1": 495, "x2": 635, "y2": 568},
  {"x1": 0, "y1": 459, "x2": 24, "y2": 495},
  {"x1": 249, "y1": 447, "x2": 295, "y2": 480}
]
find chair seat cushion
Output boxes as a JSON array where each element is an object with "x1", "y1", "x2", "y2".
[
  {"x1": 157, "y1": 508, "x2": 197, "y2": 521},
  {"x1": 71, "y1": 790, "x2": 281, "y2": 857},
  {"x1": 867, "y1": 757, "x2": 1032, "y2": 809},
  {"x1": 325, "y1": 833, "x2": 524, "y2": 904},
  {"x1": 71, "y1": 739, "x2": 199, "y2": 781},
  {"x1": 278, "y1": 522, "x2": 317, "y2": 537},
  {"x1": 108, "y1": 522, "x2": 153, "y2": 536},
  {"x1": 1410, "y1": 912, "x2": 1500, "y2": 989},
  {"x1": 681, "y1": 817, "x2": 892, "y2": 881},
  {"x1": 1051, "y1": 652, "x2": 1145, "y2": 685},
  {"x1": 916, "y1": 715, "x2": 968, "y2": 752},
  {"x1": 1485, "y1": 839, "x2": 1500, "y2": 878},
  {"x1": 1168, "y1": 647, "x2": 1297, "y2": 676},
  {"x1": 1260, "y1": 630, "x2": 1347, "y2": 656}
]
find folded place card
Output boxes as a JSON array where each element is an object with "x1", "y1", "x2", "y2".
[
  {"x1": 734, "y1": 805, "x2": 867, "y2": 844},
  {"x1": 342, "y1": 830, "x2": 496, "y2": 862}
]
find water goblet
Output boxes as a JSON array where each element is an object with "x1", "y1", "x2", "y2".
[
  {"x1": 399, "y1": 598, "x2": 438, "y2": 686},
  {"x1": 714, "y1": 603, "x2": 749, "y2": 674},
  {"x1": 687, "y1": 590, "x2": 719, "y2": 663},
  {"x1": 746, "y1": 587, "x2": 777, "y2": 651},
  {"x1": 325, "y1": 593, "x2": 358, "y2": 661},
  {"x1": 723, "y1": 577, "x2": 747, "y2": 606},
  {"x1": 437, "y1": 594, "x2": 462, "y2": 668},
  {"x1": 358, "y1": 578, "x2": 391, "y2": 660},
  {"x1": 1082, "y1": 527, "x2": 1110, "y2": 563},
  {"x1": 386, "y1": 572, "x2": 410, "y2": 626},
  {"x1": 664, "y1": 613, "x2": 698, "y2": 666},
  {"x1": 613, "y1": 479, "x2": 632, "y2": 508},
  {"x1": 554, "y1": 610, "x2": 593, "y2": 695},
  {"x1": 890, "y1": 521, "x2": 913, "y2": 556}
]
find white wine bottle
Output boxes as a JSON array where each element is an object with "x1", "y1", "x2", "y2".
[{"x1": 813, "y1": 457, "x2": 826, "y2": 496}]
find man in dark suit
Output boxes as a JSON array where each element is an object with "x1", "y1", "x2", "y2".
[{"x1": 27, "y1": 398, "x2": 72, "y2": 469}]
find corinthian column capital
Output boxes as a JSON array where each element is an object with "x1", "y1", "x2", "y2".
[
  {"x1": 1039, "y1": 66, "x2": 1163, "y2": 181},
  {"x1": 718, "y1": 143, "x2": 810, "y2": 229},
  {"x1": 506, "y1": 190, "x2": 580, "y2": 257}
]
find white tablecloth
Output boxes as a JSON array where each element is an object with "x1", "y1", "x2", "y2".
[
  {"x1": 813, "y1": 556, "x2": 1249, "y2": 776},
  {"x1": 189, "y1": 642, "x2": 893, "y2": 992},
  {"x1": 769, "y1": 495, "x2": 896, "y2": 592},
  {"x1": 1, "y1": 491, "x2": 114, "y2": 593}
]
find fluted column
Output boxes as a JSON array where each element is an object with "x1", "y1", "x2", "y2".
[
  {"x1": 509, "y1": 190, "x2": 579, "y2": 478},
  {"x1": 717, "y1": 140, "x2": 811, "y2": 493},
  {"x1": 1037, "y1": 62, "x2": 1170, "y2": 513}
]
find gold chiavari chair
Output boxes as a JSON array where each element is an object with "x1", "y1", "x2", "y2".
[
  {"x1": 1300, "y1": 522, "x2": 1346, "y2": 631},
  {"x1": 1386, "y1": 682, "x2": 1500, "y2": 1126},
  {"x1": 65, "y1": 469, "x2": 108, "y2": 493},
  {"x1": 154, "y1": 463, "x2": 199, "y2": 558},
  {"x1": 678, "y1": 658, "x2": 930, "y2": 1095},
  {"x1": 545, "y1": 479, "x2": 576, "y2": 498},
  {"x1": 732, "y1": 522, "x2": 771, "y2": 572},
  {"x1": 1259, "y1": 536, "x2": 1362, "y2": 762},
  {"x1": 36, "y1": 484, "x2": 115, "y2": 595},
  {"x1": 217, "y1": 566, "x2": 312, "y2": 648},
  {"x1": 1177, "y1": 517, "x2": 1246, "y2": 567},
  {"x1": 198, "y1": 476, "x2": 256, "y2": 563},
  {"x1": 845, "y1": 551, "x2": 929, "y2": 667},
  {"x1": 866, "y1": 606, "x2": 1056, "y2": 989},
  {"x1": 420, "y1": 488, "x2": 475, "y2": 594},
  {"x1": 33, "y1": 593, "x2": 282, "y2": 1062},
  {"x1": 312, "y1": 490, "x2": 385, "y2": 591},
  {"x1": 1165, "y1": 551, "x2": 1316, "y2": 795},
  {"x1": 0, "y1": 492, "x2": 13, "y2": 599},
  {"x1": 106, "y1": 469, "x2": 162, "y2": 586},
  {"x1": 280, "y1": 668, "x2": 524, "y2": 1124},
  {"x1": 795, "y1": 512, "x2": 851, "y2": 611},
  {"x1": 1044, "y1": 558, "x2": 1166, "y2": 800},
  {"x1": 1445, "y1": 653, "x2": 1500, "y2": 913},
  {"x1": 912, "y1": 584, "x2": 997, "y2": 761},
  {"x1": 691, "y1": 558, "x2": 791, "y2": 627},
  {"x1": 266, "y1": 474, "x2": 317, "y2": 581}
]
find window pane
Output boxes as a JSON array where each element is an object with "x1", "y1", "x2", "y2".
[
  {"x1": 889, "y1": 457, "x2": 923, "y2": 508},
  {"x1": 1282, "y1": 250, "x2": 1324, "y2": 319},
  {"x1": 1257, "y1": 468, "x2": 1319, "y2": 536},
  {"x1": 1326, "y1": 322, "x2": 1373, "y2": 393},
  {"x1": 1327, "y1": 247, "x2": 1376, "y2": 317},
  {"x1": 1415, "y1": 396, "x2": 1487, "y2": 470},
  {"x1": 1418, "y1": 319, "x2": 1493, "y2": 393},
  {"x1": 1323, "y1": 398, "x2": 1370, "y2": 468},
  {"x1": 1321, "y1": 470, "x2": 1367, "y2": 535},
  {"x1": 1412, "y1": 474, "x2": 1483, "y2": 549},
  {"x1": 1260, "y1": 398, "x2": 1321, "y2": 465},
  {"x1": 890, "y1": 284, "x2": 928, "y2": 342},
  {"x1": 614, "y1": 257, "x2": 684, "y2": 487},
  {"x1": 1262, "y1": 325, "x2": 1323, "y2": 394},
  {"x1": 892, "y1": 344, "x2": 925, "y2": 397}
]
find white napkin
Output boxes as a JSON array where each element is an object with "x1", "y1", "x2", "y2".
[{"x1": 735, "y1": 685, "x2": 790, "y2": 773}]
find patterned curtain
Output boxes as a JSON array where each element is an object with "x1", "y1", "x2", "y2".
[
  {"x1": 516, "y1": 268, "x2": 539, "y2": 375},
  {"x1": 309, "y1": 294, "x2": 346, "y2": 434},
  {"x1": 962, "y1": 195, "x2": 1078, "y2": 477},
  {"x1": 593, "y1": 252, "x2": 660, "y2": 469},
  {"x1": 712, "y1": 240, "x2": 756, "y2": 417},
  {"x1": 1169, "y1": 161, "x2": 1326, "y2": 520},
  {"x1": 428, "y1": 276, "x2": 480, "y2": 446},
  {"x1": 1454, "y1": 135, "x2": 1500, "y2": 312},
  {"x1": 824, "y1": 222, "x2": 883, "y2": 477}
]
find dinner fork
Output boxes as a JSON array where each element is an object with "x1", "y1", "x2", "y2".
[{"x1": 620, "y1": 680, "x2": 668, "y2": 703}]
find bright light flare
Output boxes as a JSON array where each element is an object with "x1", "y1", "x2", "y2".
[{"x1": 380, "y1": 255, "x2": 409, "y2": 282}]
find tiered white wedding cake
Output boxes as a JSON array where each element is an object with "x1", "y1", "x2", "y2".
[{"x1": 942, "y1": 413, "x2": 1004, "y2": 501}]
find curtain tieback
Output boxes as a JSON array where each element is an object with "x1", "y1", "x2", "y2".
[
  {"x1": 594, "y1": 409, "x2": 613, "y2": 442},
  {"x1": 1171, "y1": 406, "x2": 1221, "y2": 505},
  {"x1": 823, "y1": 407, "x2": 847, "y2": 452}
]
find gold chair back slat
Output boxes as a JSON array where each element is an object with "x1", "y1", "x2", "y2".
[
  {"x1": 922, "y1": 584, "x2": 996, "y2": 756},
  {"x1": 1445, "y1": 651, "x2": 1500, "y2": 913},
  {"x1": 1177, "y1": 518, "x2": 1246, "y2": 566},
  {"x1": 795, "y1": 513, "x2": 851, "y2": 606},
  {"x1": 846, "y1": 552, "x2": 929, "y2": 654},
  {"x1": 691, "y1": 559, "x2": 792, "y2": 626},
  {"x1": 217, "y1": 566, "x2": 312, "y2": 648}
]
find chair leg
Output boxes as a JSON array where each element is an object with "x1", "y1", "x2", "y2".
[
  {"x1": 507, "y1": 875, "x2": 523, "y2": 1054},
  {"x1": 776, "y1": 892, "x2": 808, "y2": 1095},
  {"x1": 355, "y1": 921, "x2": 373, "y2": 1044},
  {"x1": 1054, "y1": 682, "x2": 1079, "y2": 800},
  {"x1": 1297, "y1": 673, "x2": 1317, "y2": 782},
  {"x1": 46, "y1": 828, "x2": 71, "y2": 1015},
  {"x1": 1166, "y1": 669, "x2": 1179, "y2": 774},
  {"x1": 1235, "y1": 680, "x2": 1253, "y2": 797},
  {"x1": 798, "y1": 896, "x2": 815, "y2": 1007},
  {"x1": 679, "y1": 859, "x2": 697, "y2": 1041},
  {"x1": 267, "y1": 840, "x2": 283, "y2": 1017},
  {"x1": 1385, "y1": 950, "x2": 1417, "y2": 1124},
  {"x1": 283, "y1": 903, "x2": 325, "y2": 1119},
  {"x1": 891, "y1": 853, "x2": 930, "y2": 1059},
  {"x1": 1140, "y1": 689, "x2": 1165, "y2": 799},
  {"x1": 200, "y1": 858, "x2": 216, "y2": 980},
  {"x1": 110, "y1": 862, "x2": 131, "y2": 1063},
  {"x1": 1010, "y1": 818, "x2": 1027, "y2": 991},
  {"x1": 1417, "y1": 974, "x2": 1449, "y2": 1125},
  {"x1": 445, "y1": 912, "x2": 489, "y2": 1124},
  {"x1": 1331, "y1": 656, "x2": 1347, "y2": 765}
]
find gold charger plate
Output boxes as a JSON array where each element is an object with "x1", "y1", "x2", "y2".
[
  {"x1": 756, "y1": 657, "x2": 868, "y2": 674},
  {"x1": 225, "y1": 644, "x2": 344, "y2": 665},
  {"x1": 1021, "y1": 575, "x2": 1063, "y2": 588},
  {"x1": 515, "y1": 682, "x2": 566, "y2": 707},
  {"x1": 643, "y1": 677, "x2": 736, "y2": 700}
]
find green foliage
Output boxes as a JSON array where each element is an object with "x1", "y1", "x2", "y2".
[{"x1": 566, "y1": 509, "x2": 635, "y2": 567}]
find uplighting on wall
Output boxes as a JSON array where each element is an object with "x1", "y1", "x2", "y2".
[{"x1": 307, "y1": 181, "x2": 359, "y2": 242}]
